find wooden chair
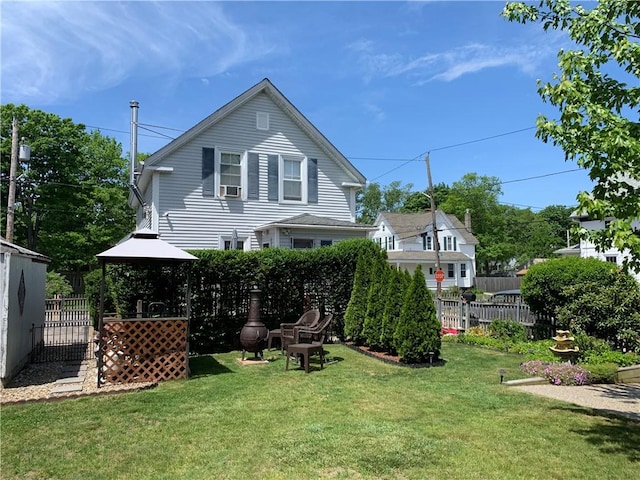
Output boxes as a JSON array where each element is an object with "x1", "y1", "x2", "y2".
[
  {"x1": 285, "y1": 313, "x2": 333, "y2": 373},
  {"x1": 268, "y1": 309, "x2": 320, "y2": 353}
]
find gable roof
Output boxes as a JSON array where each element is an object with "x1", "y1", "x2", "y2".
[
  {"x1": 376, "y1": 211, "x2": 478, "y2": 245},
  {"x1": 255, "y1": 214, "x2": 375, "y2": 232},
  {"x1": 140, "y1": 78, "x2": 366, "y2": 184}
]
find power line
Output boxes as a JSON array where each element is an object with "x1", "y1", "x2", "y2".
[
  {"x1": 368, "y1": 126, "x2": 537, "y2": 181},
  {"x1": 85, "y1": 125, "x2": 169, "y2": 140},
  {"x1": 500, "y1": 168, "x2": 584, "y2": 185}
]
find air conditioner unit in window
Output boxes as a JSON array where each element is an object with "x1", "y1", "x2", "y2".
[{"x1": 220, "y1": 185, "x2": 241, "y2": 198}]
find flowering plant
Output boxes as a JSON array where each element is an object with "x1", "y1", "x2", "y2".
[{"x1": 520, "y1": 360, "x2": 590, "y2": 386}]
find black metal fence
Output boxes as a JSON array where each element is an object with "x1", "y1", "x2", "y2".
[
  {"x1": 31, "y1": 320, "x2": 95, "y2": 363},
  {"x1": 31, "y1": 296, "x2": 94, "y2": 363}
]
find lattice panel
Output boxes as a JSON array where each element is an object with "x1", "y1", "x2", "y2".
[{"x1": 99, "y1": 318, "x2": 188, "y2": 385}]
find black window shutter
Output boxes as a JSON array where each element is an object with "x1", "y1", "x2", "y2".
[
  {"x1": 268, "y1": 154, "x2": 279, "y2": 201},
  {"x1": 202, "y1": 147, "x2": 215, "y2": 196},
  {"x1": 248, "y1": 152, "x2": 259, "y2": 200},
  {"x1": 308, "y1": 157, "x2": 318, "y2": 204}
]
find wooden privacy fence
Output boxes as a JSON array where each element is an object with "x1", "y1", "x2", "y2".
[
  {"x1": 45, "y1": 295, "x2": 89, "y2": 323},
  {"x1": 438, "y1": 298, "x2": 555, "y2": 339},
  {"x1": 98, "y1": 317, "x2": 188, "y2": 385}
]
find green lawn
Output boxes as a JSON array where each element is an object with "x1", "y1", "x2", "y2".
[{"x1": 1, "y1": 343, "x2": 638, "y2": 479}]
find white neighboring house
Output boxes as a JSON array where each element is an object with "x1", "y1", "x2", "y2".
[
  {"x1": 569, "y1": 211, "x2": 640, "y2": 283},
  {"x1": 129, "y1": 78, "x2": 374, "y2": 250},
  {"x1": 371, "y1": 211, "x2": 478, "y2": 290}
]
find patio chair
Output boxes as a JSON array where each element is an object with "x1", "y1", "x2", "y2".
[
  {"x1": 285, "y1": 313, "x2": 333, "y2": 373},
  {"x1": 268, "y1": 308, "x2": 320, "y2": 353}
]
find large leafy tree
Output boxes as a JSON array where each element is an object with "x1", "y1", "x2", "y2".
[
  {"x1": 1, "y1": 104, "x2": 133, "y2": 272},
  {"x1": 439, "y1": 173, "x2": 511, "y2": 274},
  {"x1": 356, "y1": 180, "x2": 413, "y2": 224},
  {"x1": 401, "y1": 183, "x2": 450, "y2": 214},
  {"x1": 503, "y1": 1, "x2": 640, "y2": 270}
]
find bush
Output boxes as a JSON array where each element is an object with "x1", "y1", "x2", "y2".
[
  {"x1": 46, "y1": 271, "x2": 73, "y2": 297},
  {"x1": 362, "y1": 250, "x2": 390, "y2": 350},
  {"x1": 555, "y1": 270, "x2": 640, "y2": 352},
  {"x1": 488, "y1": 319, "x2": 527, "y2": 343},
  {"x1": 521, "y1": 256, "x2": 617, "y2": 318},
  {"x1": 395, "y1": 266, "x2": 441, "y2": 363},
  {"x1": 380, "y1": 267, "x2": 409, "y2": 354},
  {"x1": 583, "y1": 363, "x2": 619, "y2": 384},
  {"x1": 86, "y1": 238, "x2": 379, "y2": 353},
  {"x1": 344, "y1": 251, "x2": 374, "y2": 345},
  {"x1": 520, "y1": 360, "x2": 589, "y2": 385}
]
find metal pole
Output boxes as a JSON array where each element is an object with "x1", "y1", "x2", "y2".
[
  {"x1": 130, "y1": 101, "x2": 139, "y2": 185},
  {"x1": 425, "y1": 153, "x2": 442, "y2": 297},
  {"x1": 5, "y1": 117, "x2": 19, "y2": 243}
]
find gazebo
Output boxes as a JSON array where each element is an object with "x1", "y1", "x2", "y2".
[{"x1": 95, "y1": 229, "x2": 197, "y2": 386}]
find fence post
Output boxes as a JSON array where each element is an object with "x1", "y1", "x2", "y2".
[{"x1": 464, "y1": 302, "x2": 470, "y2": 331}]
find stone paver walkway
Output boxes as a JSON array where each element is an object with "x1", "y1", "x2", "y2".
[{"x1": 50, "y1": 361, "x2": 88, "y2": 395}]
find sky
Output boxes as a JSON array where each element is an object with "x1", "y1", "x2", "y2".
[{"x1": 1, "y1": 0, "x2": 599, "y2": 211}]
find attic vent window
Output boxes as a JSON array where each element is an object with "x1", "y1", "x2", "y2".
[{"x1": 257, "y1": 112, "x2": 269, "y2": 131}]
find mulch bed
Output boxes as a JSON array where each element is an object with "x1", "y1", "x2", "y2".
[{"x1": 342, "y1": 342, "x2": 445, "y2": 368}]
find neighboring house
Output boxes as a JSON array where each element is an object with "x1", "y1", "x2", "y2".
[
  {"x1": 1, "y1": 238, "x2": 50, "y2": 386},
  {"x1": 129, "y1": 78, "x2": 373, "y2": 250},
  {"x1": 371, "y1": 211, "x2": 478, "y2": 290},
  {"x1": 568, "y1": 212, "x2": 640, "y2": 283}
]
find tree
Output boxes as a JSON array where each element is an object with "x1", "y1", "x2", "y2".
[
  {"x1": 394, "y1": 266, "x2": 441, "y2": 363},
  {"x1": 401, "y1": 183, "x2": 450, "y2": 213},
  {"x1": 362, "y1": 249, "x2": 390, "y2": 350},
  {"x1": 439, "y1": 173, "x2": 508, "y2": 275},
  {"x1": 344, "y1": 251, "x2": 373, "y2": 344},
  {"x1": 503, "y1": 1, "x2": 640, "y2": 270},
  {"x1": 380, "y1": 267, "x2": 410, "y2": 354},
  {"x1": 356, "y1": 181, "x2": 413, "y2": 224},
  {"x1": 1, "y1": 104, "x2": 133, "y2": 272}
]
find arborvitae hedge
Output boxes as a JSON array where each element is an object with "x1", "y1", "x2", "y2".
[
  {"x1": 394, "y1": 266, "x2": 442, "y2": 363},
  {"x1": 380, "y1": 267, "x2": 409, "y2": 354},
  {"x1": 343, "y1": 250, "x2": 374, "y2": 345},
  {"x1": 362, "y1": 249, "x2": 390, "y2": 350},
  {"x1": 86, "y1": 238, "x2": 379, "y2": 353}
]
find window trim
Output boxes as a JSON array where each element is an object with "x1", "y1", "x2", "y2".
[
  {"x1": 292, "y1": 238, "x2": 314, "y2": 249},
  {"x1": 279, "y1": 154, "x2": 307, "y2": 203},
  {"x1": 216, "y1": 147, "x2": 246, "y2": 199},
  {"x1": 460, "y1": 263, "x2": 467, "y2": 278},
  {"x1": 447, "y1": 263, "x2": 455, "y2": 278},
  {"x1": 222, "y1": 236, "x2": 246, "y2": 251}
]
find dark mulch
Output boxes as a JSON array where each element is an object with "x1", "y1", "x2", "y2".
[{"x1": 342, "y1": 342, "x2": 445, "y2": 368}]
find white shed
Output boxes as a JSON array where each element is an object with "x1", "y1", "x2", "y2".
[{"x1": 1, "y1": 239, "x2": 50, "y2": 386}]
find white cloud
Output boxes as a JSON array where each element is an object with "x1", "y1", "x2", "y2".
[
  {"x1": 1, "y1": 1, "x2": 275, "y2": 103},
  {"x1": 352, "y1": 38, "x2": 560, "y2": 85}
]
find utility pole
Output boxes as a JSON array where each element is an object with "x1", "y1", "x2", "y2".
[
  {"x1": 5, "y1": 117, "x2": 19, "y2": 243},
  {"x1": 425, "y1": 153, "x2": 442, "y2": 297}
]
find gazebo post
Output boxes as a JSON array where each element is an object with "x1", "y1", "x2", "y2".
[
  {"x1": 185, "y1": 264, "x2": 192, "y2": 378},
  {"x1": 97, "y1": 259, "x2": 106, "y2": 387}
]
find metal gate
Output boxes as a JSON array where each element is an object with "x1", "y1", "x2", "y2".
[{"x1": 31, "y1": 320, "x2": 95, "y2": 363}]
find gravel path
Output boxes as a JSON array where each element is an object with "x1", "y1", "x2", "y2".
[
  {"x1": 0, "y1": 359, "x2": 155, "y2": 405},
  {"x1": 513, "y1": 383, "x2": 640, "y2": 422}
]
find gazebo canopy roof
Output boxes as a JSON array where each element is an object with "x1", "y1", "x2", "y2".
[{"x1": 96, "y1": 228, "x2": 198, "y2": 264}]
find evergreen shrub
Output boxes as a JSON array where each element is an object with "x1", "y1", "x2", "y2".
[{"x1": 394, "y1": 266, "x2": 441, "y2": 363}]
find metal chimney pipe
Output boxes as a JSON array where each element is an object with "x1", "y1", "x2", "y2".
[{"x1": 130, "y1": 100, "x2": 139, "y2": 185}]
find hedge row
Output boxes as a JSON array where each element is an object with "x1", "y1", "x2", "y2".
[{"x1": 85, "y1": 239, "x2": 379, "y2": 353}]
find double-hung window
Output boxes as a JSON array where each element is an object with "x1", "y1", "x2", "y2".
[
  {"x1": 282, "y1": 155, "x2": 303, "y2": 201},
  {"x1": 220, "y1": 152, "x2": 242, "y2": 188}
]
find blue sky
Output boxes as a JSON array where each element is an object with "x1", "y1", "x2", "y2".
[{"x1": 1, "y1": 0, "x2": 596, "y2": 210}]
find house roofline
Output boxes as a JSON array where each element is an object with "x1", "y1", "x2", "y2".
[{"x1": 130, "y1": 78, "x2": 367, "y2": 206}]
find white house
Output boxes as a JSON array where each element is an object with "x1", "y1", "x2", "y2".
[
  {"x1": 129, "y1": 78, "x2": 374, "y2": 250},
  {"x1": 371, "y1": 211, "x2": 478, "y2": 290},
  {"x1": 1, "y1": 239, "x2": 50, "y2": 386},
  {"x1": 570, "y1": 212, "x2": 640, "y2": 283}
]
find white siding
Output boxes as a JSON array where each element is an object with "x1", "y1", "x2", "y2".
[{"x1": 150, "y1": 93, "x2": 359, "y2": 249}]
